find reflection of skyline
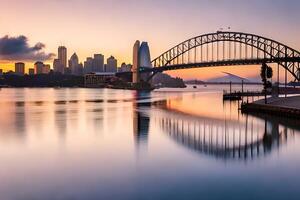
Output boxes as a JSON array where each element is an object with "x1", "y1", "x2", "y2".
[
  {"x1": 14, "y1": 89, "x2": 26, "y2": 137},
  {"x1": 14, "y1": 101, "x2": 26, "y2": 138},
  {"x1": 0, "y1": 90, "x2": 27, "y2": 142},
  {"x1": 54, "y1": 101, "x2": 68, "y2": 141}
]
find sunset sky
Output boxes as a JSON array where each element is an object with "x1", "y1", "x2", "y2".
[{"x1": 0, "y1": 0, "x2": 300, "y2": 80}]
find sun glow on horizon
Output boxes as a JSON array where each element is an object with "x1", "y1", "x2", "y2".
[{"x1": 0, "y1": 0, "x2": 300, "y2": 80}]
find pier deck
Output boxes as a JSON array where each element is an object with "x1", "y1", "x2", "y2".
[
  {"x1": 241, "y1": 96, "x2": 300, "y2": 118},
  {"x1": 223, "y1": 91, "x2": 265, "y2": 100}
]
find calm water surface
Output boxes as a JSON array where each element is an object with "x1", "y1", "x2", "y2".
[{"x1": 0, "y1": 85, "x2": 300, "y2": 200}]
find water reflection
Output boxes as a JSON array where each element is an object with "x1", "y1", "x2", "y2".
[
  {"x1": 0, "y1": 88, "x2": 300, "y2": 200},
  {"x1": 15, "y1": 102, "x2": 26, "y2": 136},
  {"x1": 153, "y1": 101, "x2": 295, "y2": 161},
  {"x1": 54, "y1": 102, "x2": 68, "y2": 139},
  {"x1": 133, "y1": 91, "x2": 151, "y2": 147},
  {"x1": 14, "y1": 92, "x2": 26, "y2": 141}
]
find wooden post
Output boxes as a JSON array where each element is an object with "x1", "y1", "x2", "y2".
[
  {"x1": 285, "y1": 47, "x2": 288, "y2": 98},
  {"x1": 242, "y1": 80, "x2": 244, "y2": 94},
  {"x1": 277, "y1": 63, "x2": 280, "y2": 95}
]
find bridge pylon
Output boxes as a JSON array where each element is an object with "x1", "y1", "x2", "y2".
[{"x1": 132, "y1": 40, "x2": 140, "y2": 84}]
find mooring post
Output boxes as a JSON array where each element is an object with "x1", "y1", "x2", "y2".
[
  {"x1": 242, "y1": 80, "x2": 244, "y2": 94},
  {"x1": 277, "y1": 63, "x2": 280, "y2": 95},
  {"x1": 230, "y1": 81, "x2": 232, "y2": 94},
  {"x1": 285, "y1": 48, "x2": 288, "y2": 98},
  {"x1": 285, "y1": 67, "x2": 287, "y2": 98}
]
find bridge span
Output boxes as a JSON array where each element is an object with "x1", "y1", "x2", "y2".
[{"x1": 136, "y1": 31, "x2": 300, "y2": 82}]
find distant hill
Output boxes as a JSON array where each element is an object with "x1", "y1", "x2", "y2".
[
  {"x1": 247, "y1": 75, "x2": 263, "y2": 83},
  {"x1": 184, "y1": 72, "x2": 262, "y2": 85},
  {"x1": 185, "y1": 79, "x2": 206, "y2": 84},
  {"x1": 152, "y1": 73, "x2": 186, "y2": 88},
  {"x1": 206, "y1": 72, "x2": 251, "y2": 83}
]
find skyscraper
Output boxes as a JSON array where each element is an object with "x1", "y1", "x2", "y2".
[
  {"x1": 84, "y1": 57, "x2": 93, "y2": 74},
  {"x1": 78, "y1": 63, "x2": 83, "y2": 75},
  {"x1": 106, "y1": 56, "x2": 117, "y2": 72},
  {"x1": 132, "y1": 40, "x2": 140, "y2": 83},
  {"x1": 15, "y1": 62, "x2": 25, "y2": 75},
  {"x1": 42, "y1": 64, "x2": 51, "y2": 74},
  {"x1": 53, "y1": 59, "x2": 64, "y2": 74},
  {"x1": 34, "y1": 61, "x2": 44, "y2": 74},
  {"x1": 69, "y1": 53, "x2": 79, "y2": 75},
  {"x1": 58, "y1": 46, "x2": 67, "y2": 71},
  {"x1": 93, "y1": 54, "x2": 104, "y2": 72},
  {"x1": 119, "y1": 63, "x2": 132, "y2": 72}
]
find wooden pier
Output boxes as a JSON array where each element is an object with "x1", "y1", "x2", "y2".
[
  {"x1": 223, "y1": 87, "x2": 300, "y2": 101},
  {"x1": 241, "y1": 101, "x2": 300, "y2": 119},
  {"x1": 223, "y1": 91, "x2": 265, "y2": 101}
]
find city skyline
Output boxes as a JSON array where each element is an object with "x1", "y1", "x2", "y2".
[
  {"x1": 0, "y1": 0, "x2": 300, "y2": 80},
  {"x1": 1, "y1": 48, "x2": 130, "y2": 75}
]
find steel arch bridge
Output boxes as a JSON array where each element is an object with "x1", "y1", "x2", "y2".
[{"x1": 145, "y1": 31, "x2": 300, "y2": 81}]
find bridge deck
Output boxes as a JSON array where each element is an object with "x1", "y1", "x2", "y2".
[{"x1": 142, "y1": 57, "x2": 300, "y2": 73}]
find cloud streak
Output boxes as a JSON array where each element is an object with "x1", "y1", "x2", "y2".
[{"x1": 0, "y1": 35, "x2": 55, "y2": 61}]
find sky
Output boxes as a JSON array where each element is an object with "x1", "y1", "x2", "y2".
[{"x1": 0, "y1": 0, "x2": 300, "y2": 80}]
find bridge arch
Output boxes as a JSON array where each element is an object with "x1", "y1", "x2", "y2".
[{"x1": 151, "y1": 32, "x2": 300, "y2": 81}]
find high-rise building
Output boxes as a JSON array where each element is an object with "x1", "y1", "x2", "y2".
[
  {"x1": 34, "y1": 61, "x2": 44, "y2": 74},
  {"x1": 0, "y1": 69, "x2": 3, "y2": 75},
  {"x1": 58, "y1": 46, "x2": 67, "y2": 71},
  {"x1": 53, "y1": 58, "x2": 64, "y2": 74},
  {"x1": 77, "y1": 63, "x2": 84, "y2": 75},
  {"x1": 132, "y1": 40, "x2": 140, "y2": 83},
  {"x1": 93, "y1": 54, "x2": 104, "y2": 72},
  {"x1": 15, "y1": 62, "x2": 25, "y2": 75},
  {"x1": 42, "y1": 64, "x2": 51, "y2": 74},
  {"x1": 119, "y1": 63, "x2": 126, "y2": 72},
  {"x1": 106, "y1": 56, "x2": 117, "y2": 72},
  {"x1": 84, "y1": 57, "x2": 94, "y2": 74},
  {"x1": 119, "y1": 63, "x2": 132, "y2": 72},
  {"x1": 28, "y1": 68, "x2": 34, "y2": 75},
  {"x1": 69, "y1": 53, "x2": 80, "y2": 75}
]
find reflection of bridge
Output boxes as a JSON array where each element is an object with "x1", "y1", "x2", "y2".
[
  {"x1": 141, "y1": 32, "x2": 300, "y2": 82},
  {"x1": 130, "y1": 92, "x2": 296, "y2": 161},
  {"x1": 155, "y1": 109, "x2": 292, "y2": 161}
]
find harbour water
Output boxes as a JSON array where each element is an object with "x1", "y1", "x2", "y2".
[{"x1": 0, "y1": 85, "x2": 300, "y2": 200}]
